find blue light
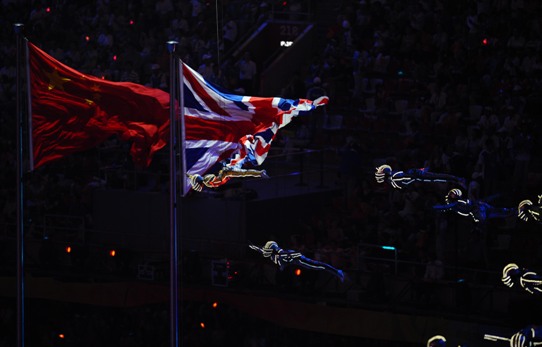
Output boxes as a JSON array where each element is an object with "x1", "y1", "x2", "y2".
[{"x1": 381, "y1": 246, "x2": 396, "y2": 251}]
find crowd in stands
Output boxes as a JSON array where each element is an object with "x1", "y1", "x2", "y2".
[
  {"x1": 278, "y1": 0, "x2": 542, "y2": 280},
  {"x1": 1, "y1": 0, "x2": 542, "y2": 344}
]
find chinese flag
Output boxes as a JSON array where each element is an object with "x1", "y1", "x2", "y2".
[{"x1": 28, "y1": 42, "x2": 171, "y2": 168}]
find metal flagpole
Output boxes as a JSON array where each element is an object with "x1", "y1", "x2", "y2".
[
  {"x1": 14, "y1": 22, "x2": 26, "y2": 347},
  {"x1": 167, "y1": 40, "x2": 180, "y2": 347},
  {"x1": 178, "y1": 59, "x2": 187, "y2": 197}
]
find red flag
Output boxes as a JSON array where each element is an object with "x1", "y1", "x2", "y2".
[{"x1": 28, "y1": 42, "x2": 170, "y2": 168}]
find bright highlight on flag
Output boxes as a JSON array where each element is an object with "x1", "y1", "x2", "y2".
[
  {"x1": 181, "y1": 62, "x2": 328, "y2": 192},
  {"x1": 28, "y1": 41, "x2": 170, "y2": 169}
]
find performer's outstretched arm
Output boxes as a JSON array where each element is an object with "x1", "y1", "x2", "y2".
[
  {"x1": 249, "y1": 241, "x2": 288, "y2": 269},
  {"x1": 248, "y1": 244, "x2": 266, "y2": 256}
]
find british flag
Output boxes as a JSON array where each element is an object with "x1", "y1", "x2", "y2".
[{"x1": 181, "y1": 62, "x2": 328, "y2": 193}]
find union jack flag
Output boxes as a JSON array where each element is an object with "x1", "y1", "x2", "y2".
[{"x1": 181, "y1": 62, "x2": 328, "y2": 193}]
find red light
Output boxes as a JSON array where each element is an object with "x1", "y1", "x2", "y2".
[
  {"x1": 295, "y1": 268, "x2": 301, "y2": 276},
  {"x1": 85, "y1": 36, "x2": 90, "y2": 42},
  {"x1": 212, "y1": 302, "x2": 218, "y2": 308},
  {"x1": 282, "y1": 1, "x2": 287, "y2": 6},
  {"x1": 58, "y1": 333, "x2": 65, "y2": 339},
  {"x1": 65, "y1": 246, "x2": 71, "y2": 253},
  {"x1": 482, "y1": 38, "x2": 488, "y2": 45},
  {"x1": 46, "y1": 7, "x2": 51, "y2": 12},
  {"x1": 129, "y1": 19, "x2": 134, "y2": 25},
  {"x1": 109, "y1": 249, "x2": 116, "y2": 257},
  {"x1": 113, "y1": 55, "x2": 117, "y2": 61},
  {"x1": 200, "y1": 322, "x2": 205, "y2": 328}
]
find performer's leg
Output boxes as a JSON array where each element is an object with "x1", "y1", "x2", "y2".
[
  {"x1": 222, "y1": 168, "x2": 269, "y2": 178},
  {"x1": 297, "y1": 256, "x2": 344, "y2": 282},
  {"x1": 487, "y1": 207, "x2": 515, "y2": 219},
  {"x1": 421, "y1": 171, "x2": 466, "y2": 187}
]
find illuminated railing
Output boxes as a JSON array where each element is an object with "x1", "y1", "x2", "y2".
[{"x1": 358, "y1": 243, "x2": 399, "y2": 275}]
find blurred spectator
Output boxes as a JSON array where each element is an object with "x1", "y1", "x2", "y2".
[
  {"x1": 476, "y1": 137, "x2": 501, "y2": 197},
  {"x1": 306, "y1": 76, "x2": 327, "y2": 100},
  {"x1": 222, "y1": 19, "x2": 238, "y2": 52},
  {"x1": 424, "y1": 251, "x2": 445, "y2": 282},
  {"x1": 119, "y1": 60, "x2": 140, "y2": 83},
  {"x1": 146, "y1": 63, "x2": 167, "y2": 90},
  {"x1": 337, "y1": 136, "x2": 364, "y2": 208},
  {"x1": 235, "y1": 51, "x2": 257, "y2": 94},
  {"x1": 197, "y1": 53, "x2": 215, "y2": 81}
]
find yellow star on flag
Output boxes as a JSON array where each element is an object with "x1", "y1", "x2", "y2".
[{"x1": 44, "y1": 69, "x2": 71, "y2": 91}]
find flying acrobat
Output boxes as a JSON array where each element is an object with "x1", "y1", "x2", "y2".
[
  {"x1": 375, "y1": 164, "x2": 466, "y2": 190},
  {"x1": 188, "y1": 166, "x2": 269, "y2": 191},
  {"x1": 433, "y1": 188, "x2": 515, "y2": 223},
  {"x1": 249, "y1": 241, "x2": 345, "y2": 282}
]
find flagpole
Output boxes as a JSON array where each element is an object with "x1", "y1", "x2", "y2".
[
  {"x1": 25, "y1": 38, "x2": 34, "y2": 172},
  {"x1": 178, "y1": 59, "x2": 187, "y2": 197},
  {"x1": 167, "y1": 40, "x2": 180, "y2": 347},
  {"x1": 14, "y1": 22, "x2": 26, "y2": 347}
]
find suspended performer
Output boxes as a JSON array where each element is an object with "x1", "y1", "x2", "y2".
[
  {"x1": 375, "y1": 164, "x2": 466, "y2": 190},
  {"x1": 249, "y1": 241, "x2": 345, "y2": 282},
  {"x1": 433, "y1": 188, "x2": 515, "y2": 223},
  {"x1": 188, "y1": 165, "x2": 269, "y2": 191}
]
